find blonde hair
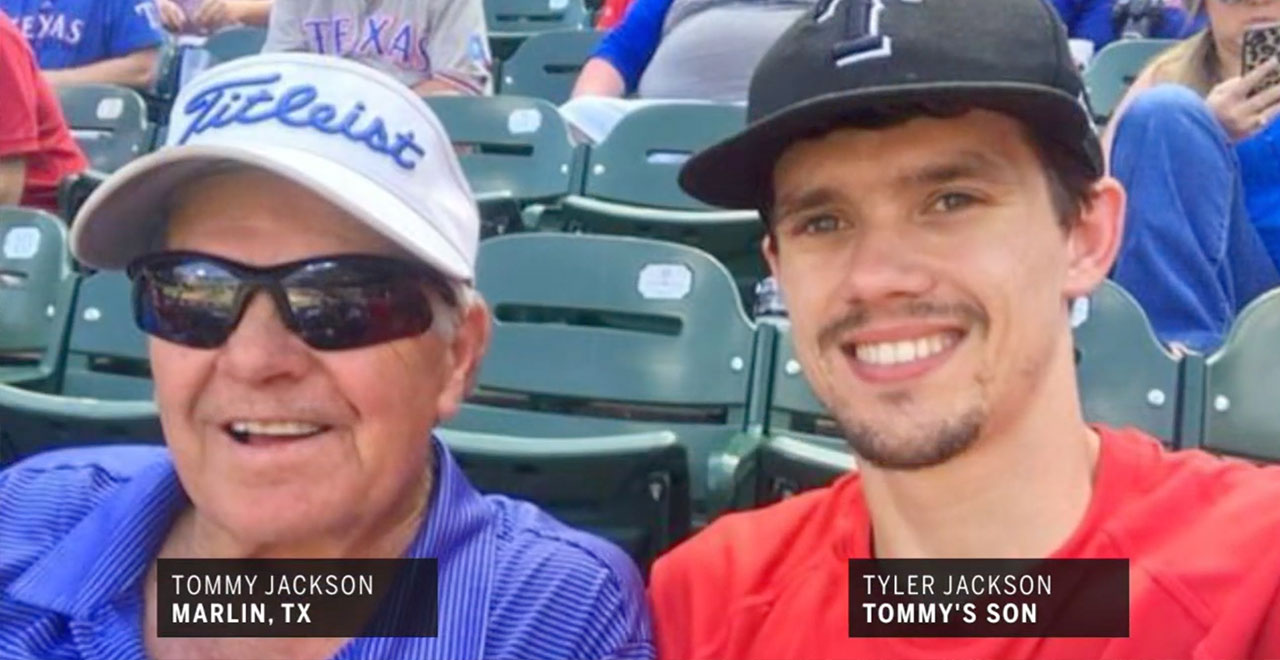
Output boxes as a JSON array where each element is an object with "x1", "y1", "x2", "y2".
[{"x1": 1142, "y1": 0, "x2": 1220, "y2": 95}]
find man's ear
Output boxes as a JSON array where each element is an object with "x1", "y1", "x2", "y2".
[
  {"x1": 435, "y1": 299, "x2": 491, "y2": 422},
  {"x1": 1063, "y1": 176, "x2": 1125, "y2": 300},
  {"x1": 762, "y1": 232, "x2": 781, "y2": 278}
]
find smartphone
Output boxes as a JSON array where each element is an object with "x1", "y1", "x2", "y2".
[{"x1": 1243, "y1": 21, "x2": 1280, "y2": 96}]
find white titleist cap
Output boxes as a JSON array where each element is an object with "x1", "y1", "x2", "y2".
[{"x1": 70, "y1": 53, "x2": 479, "y2": 280}]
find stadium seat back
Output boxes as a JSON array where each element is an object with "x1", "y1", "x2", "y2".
[
  {"x1": 754, "y1": 323, "x2": 854, "y2": 502},
  {"x1": 449, "y1": 233, "x2": 759, "y2": 513},
  {"x1": 759, "y1": 435, "x2": 856, "y2": 500},
  {"x1": 424, "y1": 95, "x2": 576, "y2": 203},
  {"x1": 499, "y1": 29, "x2": 602, "y2": 104},
  {"x1": 56, "y1": 84, "x2": 152, "y2": 173},
  {"x1": 485, "y1": 0, "x2": 588, "y2": 60},
  {"x1": 1084, "y1": 38, "x2": 1177, "y2": 122},
  {"x1": 439, "y1": 428, "x2": 691, "y2": 572},
  {"x1": 0, "y1": 208, "x2": 75, "y2": 388},
  {"x1": 1073, "y1": 279, "x2": 1182, "y2": 444},
  {"x1": 1201, "y1": 287, "x2": 1280, "y2": 461},
  {"x1": 203, "y1": 26, "x2": 268, "y2": 66},
  {"x1": 562, "y1": 103, "x2": 763, "y2": 303},
  {"x1": 767, "y1": 323, "x2": 844, "y2": 444},
  {"x1": 62, "y1": 272, "x2": 153, "y2": 400},
  {"x1": 581, "y1": 102, "x2": 746, "y2": 210},
  {"x1": 0, "y1": 384, "x2": 161, "y2": 467}
]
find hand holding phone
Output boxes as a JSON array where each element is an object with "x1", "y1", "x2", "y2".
[
  {"x1": 1243, "y1": 21, "x2": 1280, "y2": 97},
  {"x1": 1203, "y1": 28, "x2": 1280, "y2": 141}
]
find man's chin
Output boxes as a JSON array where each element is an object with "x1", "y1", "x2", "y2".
[{"x1": 839, "y1": 411, "x2": 985, "y2": 471}]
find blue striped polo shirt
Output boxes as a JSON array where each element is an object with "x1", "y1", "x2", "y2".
[{"x1": 0, "y1": 439, "x2": 654, "y2": 659}]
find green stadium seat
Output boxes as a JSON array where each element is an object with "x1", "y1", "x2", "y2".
[
  {"x1": 760, "y1": 435, "x2": 856, "y2": 499},
  {"x1": 556, "y1": 103, "x2": 763, "y2": 301},
  {"x1": 0, "y1": 384, "x2": 161, "y2": 467},
  {"x1": 446, "y1": 233, "x2": 762, "y2": 520},
  {"x1": 709, "y1": 321, "x2": 854, "y2": 511},
  {"x1": 1084, "y1": 38, "x2": 1177, "y2": 123},
  {"x1": 0, "y1": 208, "x2": 76, "y2": 389},
  {"x1": 485, "y1": 0, "x2": 589, "y2": 61},
  {"x1": 438, "y1": 427, "x2": 690, "y2": 572},
  {"x1": 57, "y1": 170, "x2": 108, "y2": 222},
  {"x1": 764, "y1": 322, "x2": 846, "y2": 449},
  {"x1": 498, "y1": 29, "x2": 602, "y2": 104},
  {"x1": 1198, "y1": 287, "x2": 1280, "y2": 462},
  {"x1": 56, "y1": 84, "x2": 152, "y2": 173},
  {"x1": 1073, "y1": 279, "x2": 1183, "y2": 445},
  {"x1": 424, "y1": 95, "x2": 577, "y2": 234},
  {"x1": 203, "y1": 26, "x2": 268, "y2": 67},
  {"x1": 62, "y1": 272, "x2": 153, "y2": 400},
  {"x1": 0, "y1": 269, "x2": 160, "y2": 467},
  {"x1": 142, "y1": 37, "x2": 184, "y2": 125}
]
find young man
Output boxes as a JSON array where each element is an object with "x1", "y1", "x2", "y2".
[
  {"x1": 0, "y1": 0, "x2": 164, "y2": 88},
  {"x1": 650, "y1": 0, "x2": 1280, "y2": 658},
  {"x1": 262, "y1": 0, "x2": 492, "y2": 96},
  {"x1": 0, "y1": 9, "x2": 87, "y2": 212}
]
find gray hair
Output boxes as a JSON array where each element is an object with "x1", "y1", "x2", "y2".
[{"x1": 429, "y1": 282, "x2": 481, "y2": 339}]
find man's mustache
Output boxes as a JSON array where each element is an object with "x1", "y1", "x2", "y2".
[{"x1": 816, "y1": 300, "x2": 989, "y2": 352}]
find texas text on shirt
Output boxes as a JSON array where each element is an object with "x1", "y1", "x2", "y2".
[
  {"x1": 262, "y1": 0, "x2": 492, "y2": 94},
  {"x1": 649, "y1": 427, "x2": 1280, "y2": 659},
  {"x1": 0, "y1": 0, "x2": 164, "y2": 70},
  {"x1": 0, "y1": 9, "x2": 86, "y2": 210}
]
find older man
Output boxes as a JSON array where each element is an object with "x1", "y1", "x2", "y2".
[
  {"x1": 0, "y1": 53, "x2": 652, "y2": 659},
  {"x1": 649, "y1": 0, "x2": 1280, "y2": 658}
]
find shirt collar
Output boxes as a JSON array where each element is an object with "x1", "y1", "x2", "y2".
[
  {"x1": 7, "y1": 435, "x2": 498, "y2": 647},
  {"x1": 7, "y1": 453, "x2": 186, "y2": 617}
]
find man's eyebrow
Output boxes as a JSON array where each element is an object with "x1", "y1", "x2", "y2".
[
  {"x1": 896, "y1": 149, "x2": 1017, "y2": 189},
  {"x1": 773, "y1": 187, "x2": 843, "y2": 221}
]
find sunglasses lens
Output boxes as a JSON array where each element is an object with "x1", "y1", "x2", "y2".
[
  {"x1": 283, "y1": 261, "x2": 435, "y2": 350},
  {"x1": 134, "y1": 258, "x2": 242, "y2": 348}
]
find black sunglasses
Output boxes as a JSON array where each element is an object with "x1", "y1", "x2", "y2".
[{"x1": 127, "y1": 251, "x2": 455, "y2": 351}]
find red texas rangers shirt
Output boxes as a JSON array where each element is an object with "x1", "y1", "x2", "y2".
[
  {"x1": 0, "y1": 10, "x2": 87, "y2": 212},
  {"x1": 650, "y1": 427, "x2": 1280, "y2": 660}
]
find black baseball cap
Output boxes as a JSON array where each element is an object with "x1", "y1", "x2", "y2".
[{"x1": 679, "y1": 0, "x2": 1103, "y2": 211}]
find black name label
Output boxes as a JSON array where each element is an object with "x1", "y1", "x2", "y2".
[
  {"x1": 848, "y1": 559, "x2": 1129, "y2": 638},
  {"x1": 157, "y1": 558, "x2": 438, "y2": 638}
]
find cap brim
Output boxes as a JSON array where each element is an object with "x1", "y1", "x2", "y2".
[
  {"x1": 70, "y1": 143, "x2": 473, "y2": 280},
  {"x1": 680, "y1": 82, "x2": 1101, "y2": 211}
]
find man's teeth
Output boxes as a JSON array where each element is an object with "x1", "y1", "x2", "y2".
[
  {"x1": 228, "y1": 420, "x2": 324, "y2": 437},
  {"x1": 854, "y1": 334, "x2": 955, "y2": 366}
]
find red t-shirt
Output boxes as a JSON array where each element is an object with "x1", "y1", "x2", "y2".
[
  {"x1": 650, "y1": 427, "x2": 1280, "y2": 659},
  {"x1": 0, "y1": 11, "x2": 86, "y2": 212}
]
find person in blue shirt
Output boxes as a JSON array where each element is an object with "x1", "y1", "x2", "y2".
[
  {"x1": 1047, "y1": 0, "x2": 1203, "y2": 51},
  {"x1": 0, "y1": 53, "x2": 654, "y2": 660},
  {"x1": 570, "y1": 0, "x2": 814, "y2": 102},
  {"x1": 1103, "y1": 0, "x2": 1280, "y2": 353},
  {"x1": 0, "y1": 0, "x2": 164, "y2": 88}
]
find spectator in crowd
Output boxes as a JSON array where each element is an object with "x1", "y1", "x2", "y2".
[
  {"x1": 1048, "y1": 0, "x2": 1201, "y2": 52},
  {"x1": 0, "y1": 10, "x2": 87, "y2": 213},
  {"x1": 0, "y1": 53, "x2": 652, "y2": 659},
  {"x1": 652, "y1": 0, "x2": 1280, "y2": 657},
  {"x1": 1105, "y1": 0, "x2": 1280, "y2": 352},
  {"x1": 154, "y1": 0, "x2": 272, "y2": 34},
  {"x1": 571, "y1": 0, "x2": 812, "y2": 102},
  {"x1": 262, "y1": 0, "x2": 492, "y2": 95},
  {"x1": 0, "y1": 0, "x2": 164, "y2": 88},
  {"x1": 564, "y1": 0, "x2": 812, "y2": 142}
]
